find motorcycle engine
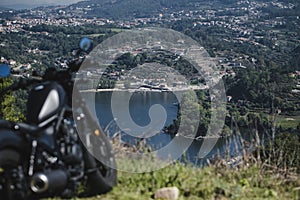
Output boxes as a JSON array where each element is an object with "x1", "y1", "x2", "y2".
[
  {"x1": 30, "y1": 118, "x2": 84, "y2": 197},
  {"x1": 59, "y1": 118, "x2": 83, "y2": 165}
]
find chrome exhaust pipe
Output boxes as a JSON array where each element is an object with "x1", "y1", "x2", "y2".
[
  {"x1": 30, "y1": 170, "x2": 68, "y2": 194},
  {"x1": 30, "y1": 173, "x2": 49, "y2": 193}
]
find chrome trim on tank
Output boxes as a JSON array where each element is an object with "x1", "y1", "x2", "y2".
[
  {"x1": 34, "y1": 85, "x2": 45, "y2": 91},
  {"x1": 38, "y1": 115, "x2": 57, "y2": 128},
  {"x1": 38, "y1": 90, "x2": 59, "y2": 120}
]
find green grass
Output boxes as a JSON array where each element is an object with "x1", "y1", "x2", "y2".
[
  {"x1": 85, "y1": 28, "x2": 124, "y2": 38},
  {"x1": 48, "y1": 161, "x2": 300, "y2": 200},
  {"x1": 45, "y1": 123, "x2": 300, "y2": 200},
  {"x1": 110, "y1": 28, "x2": 123, "y2": 33},
  {"x1": 275, "y1": 115, "x2": 300, "y2": 129},
  {"x1": 87, "y1": 33, "x2": 106, "y2": 37}
]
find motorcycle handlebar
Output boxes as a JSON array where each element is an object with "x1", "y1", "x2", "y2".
[
  {"x1": 0, "y1": 119, "x2": 41, "y2": 136},
  {"x1": 0, "y1": 54, "x2": 84, "y2": 96},
  {"x1": 67, "y1": 57, "x2": 84, "y2": 72}
]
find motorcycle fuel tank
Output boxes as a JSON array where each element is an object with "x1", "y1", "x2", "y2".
[{"x1": 27, "y1": 81, "x2": 66, "y2": 126}]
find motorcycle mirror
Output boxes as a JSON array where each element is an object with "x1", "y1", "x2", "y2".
[
  {"x1": 0, "y1": 64, "x2": 11, "y2": 78},
  {"x1": 79, "y1": 37, "x2": 93, "y2": 52}
]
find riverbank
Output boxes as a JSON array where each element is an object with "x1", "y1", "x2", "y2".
[{"x1": 80, "y1": 85, "x2": 207, "y2": 93}]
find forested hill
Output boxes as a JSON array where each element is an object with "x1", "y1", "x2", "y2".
[
  {"x1": 291, "y1": 45, "x2": 300, "y2": 70},
  {"x1": 66, "y1": 0, "x2": 226, "y2": 19},
  {"x1": 66, "y1": 0, "x2": 300, "y2": 19}
]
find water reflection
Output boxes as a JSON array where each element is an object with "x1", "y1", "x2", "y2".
[{"x1": 92, "y1": 91, "x2": 263, "y2": 165}]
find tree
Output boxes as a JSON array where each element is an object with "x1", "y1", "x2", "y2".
[{"x1": 0, "y1": 78, "x2": 24, "y2": 122}]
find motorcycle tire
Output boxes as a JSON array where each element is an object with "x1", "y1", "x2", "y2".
[
  {"x1": 0, "y1": 149, "x2": 21, "y2": 200},
  {"x1": 0, "y1": 149, "x2": 20, "y2": 167},
  {"x1": 82, "y1": 135, "x2": 117, "y2": 197},
  {"x1": 83, "y1": 129, "x2": 117, "y2": 196}
]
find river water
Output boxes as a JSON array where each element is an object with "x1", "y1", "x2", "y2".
[{"x1": 86, "y1": 91, "x2": 257, "y2": 165}]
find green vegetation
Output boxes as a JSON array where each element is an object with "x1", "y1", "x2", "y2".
[
  {"x1": 0, "y1": 24, "x2": 118, "y2": 71},
  {"x1": 261, "y1": 132, "x2": 300, "y2": 173},
  {"x1": 166, "y1": 90, "x2": 211, "y2": 137},
  {"x1": 47, "y1": 160, "x2": 300, "y2": 200},
  {"x1": 0, "y1": 78, "x2": 24, "y2": 122},
  {"x1": 275, "y1": 115, "x2": 300, "y2": 129},
  {"x1": 109, "y1": 28, "x2": 125, "y2": 33},
  {"x1": 1, "y1": 3, "x2": 300, "y2": 198}
]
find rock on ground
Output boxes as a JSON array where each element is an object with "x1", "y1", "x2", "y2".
[{"x1": 154, "y1": 187, "x2": 179, "y2": 200}]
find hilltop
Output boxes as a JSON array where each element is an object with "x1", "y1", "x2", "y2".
[{"x1": 65, "y1": 0, "x2": 227, "y2": 19}]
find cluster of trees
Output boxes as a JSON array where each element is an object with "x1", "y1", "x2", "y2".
[
  {"x1": 107, "y1": 51, "x2": 201, "y2": 79},
  {"x1": 0, "y1": 78, "x2": 24, "y2": 122},
  {"x1": 95, "y1": 49, "x2": 204, "y2": 90},
  {"x1": 0, "y1": 24, "x2": 118, "y2": 122},
  {"x1": 23, "y1": 24, "x2": 113, "y2": 35},
  {"x1": 262, "y1": 4, "x2": 300, "y2": 19},
  {"x1": 166, "y1": 90, "x2": 211, "y2": 138},
  {"x1": 70, "y1": 0, "x2": 212, "y2": 19},
  {"x1": 290, "y1": 44, "x2": 300, "y2": 71},
  {"x1": 170, "y1": 17, "x2": 300, "y2": 131},
  {"x1": 0, "y1": 24, "x2": 116, "y2": 71},
  {"x1": 224, "y1": 66, "x2": 295, "y2": 112}
]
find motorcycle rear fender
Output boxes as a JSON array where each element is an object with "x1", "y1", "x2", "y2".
[{"x1": 0, "y1": 128, "x2": 25, "y2": 152}]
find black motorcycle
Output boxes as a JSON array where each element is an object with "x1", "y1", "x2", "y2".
[{"x1": 0, "y1": 38, "x2": 117, "y2": 199}]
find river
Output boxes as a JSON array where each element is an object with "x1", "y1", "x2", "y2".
[{"x1": 84, "y1": 91, "x2": 258, "y2": 165}]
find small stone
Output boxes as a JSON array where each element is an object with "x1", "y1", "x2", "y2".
[{"x1": 154, "y1": 187, "x2": 179, "y2": 200}]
